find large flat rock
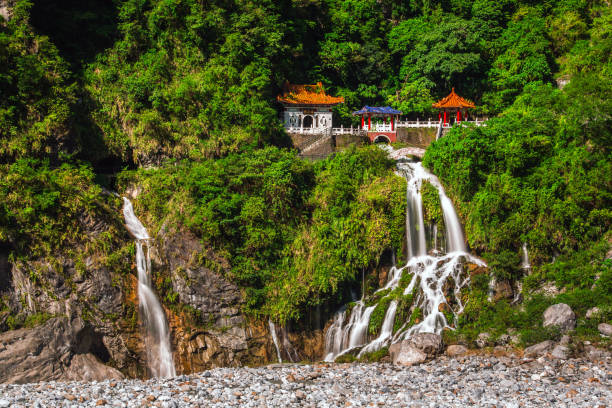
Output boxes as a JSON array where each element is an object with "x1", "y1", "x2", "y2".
[{"x1": 0, "y1": 317, "x2": 123, "y2": 384}]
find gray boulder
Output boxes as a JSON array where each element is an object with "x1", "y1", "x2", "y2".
[
  {"x1": 551, "y1": 344, "x2": 569, "y2": 359},
  {"x1": 407, "y1": 333, "x2": 443, "y2": 357},
  {"x1": 64, "y1": 354, "x2": 124, "y2": 382},
  {"x1": 598, "y1": 323, "x2": 612, "y2": 337},
  {"x1": 524, "y1": 340, "x2": 554, "y2": 358},
  {"x1": 446, "y1": 345, "x2": 468, "y2": 357},
  {"x1": 543, "y1": 303, "x2": 576, "y2": 332},
  {"x1": 476, "y1": 332, "x2": 491, "y2": 348},
  {"x1": 585, "y1": 307, "x2": 601, "y2": 319},
  {"x1": 390, "y1": 333, "x2": 443, "y2": 366},
  {"x1": 391, "y1": 342, "x2": 427, "y2": 366}
]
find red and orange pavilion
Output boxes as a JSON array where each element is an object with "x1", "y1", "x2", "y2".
[{"x1": 432, "y1": 88, "x2": 475, "y2": 126}]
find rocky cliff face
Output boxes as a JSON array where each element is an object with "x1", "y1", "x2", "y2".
[
  {"x1": 0, "y1": 195, "x2": 145, "y2": 381},
  {"x1": 0, "y1": 0, "x2": 13, "y2": 23},
  {"x1": 154, "y1": 224, "x2": 326, "y2": 372},
  {"x1": 0, "y1": 317, "x2": 124, "y2": 384},
  {"x1": 0, "y1": 192, "x2": 328, "y2": 383}
]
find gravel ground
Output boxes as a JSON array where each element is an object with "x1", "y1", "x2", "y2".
[{"x1": 0, "y1": 354, "x2": 610, "y2": 408}]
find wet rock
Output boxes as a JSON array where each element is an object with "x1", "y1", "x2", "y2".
[
  {"x1": 585, "y1": 307, "x2": 600, "y2": 319},
  {"x1": 524, "y1": 340, "x2": 554, "y2": 358},
  {"x1": 543, "y1": 303, "x2": 576, "y2": 333},
  {"x1": 476, "y1": 333, "x2": 491, "y2": 348},
  {"x1": 407, "y1": 333, "x2": 443, "y2": 357},
  {"x1": 446, "y1": 345, "x2": 468, "y2": 357},
  {"x1": 598, "y1": 323, "x2": 612, "y2": 337}
]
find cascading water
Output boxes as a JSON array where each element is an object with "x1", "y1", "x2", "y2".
[
  {"x1": 122, "y1": 197, "x2": 176, "y2": 378},
  {"x1": 268, "y1": 319, "x2": 282, "y2": 363},
  {"x1": 521, "y1": 243, "x2": 531, "y2": 271},
  {"x1": 324, "y1": 148, "x2": 485, "y2": 361},
  {"x1": 511, "y1": 243, "x2": 531, "y2": 304}
]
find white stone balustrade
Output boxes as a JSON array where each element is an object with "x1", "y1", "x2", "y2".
[{"x1": 286, "y1": 118, "x2": 486, "y2": 134}]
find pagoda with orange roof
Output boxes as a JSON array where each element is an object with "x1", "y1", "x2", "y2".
[
  {"x1": 432, "y1": 88, "x2": 475, "y2": 126},
  {"x1": 277, "y1": 82, "x2": 344, "y2": 133}
]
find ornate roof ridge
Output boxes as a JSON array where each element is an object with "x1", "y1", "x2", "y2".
[
  {"x1": 277, "y1": 81, "x2": 345, "y2": 106},
  {"x1": 432, "y1": 88, "x2": 475, "y2": 109}
]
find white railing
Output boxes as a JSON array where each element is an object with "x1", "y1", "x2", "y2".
[
  {"x1": 396, "y1": 120, "x2": 439, "y2": 128},
  {"x1": 397, "y1": 118, "x2": 487, "y2": 129},
  {"x1": 365, "y1": 123, "x2": 393, "y2": 132},
  {"x1": 286, "y1": 126, "x2": 329, "y2": 135},
  {"x1": 287, "y1": 118, "x2": 487, "y2": 135},
  {"x1": 331, "y1": 126, "x2": 366, "y2": 135},
  {"x1": 458, "y1": 119, "x2": 486, "y2": 127}
]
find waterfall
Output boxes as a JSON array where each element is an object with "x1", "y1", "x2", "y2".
[
  {"x1": 323, "y1": 147, "x2": 485, "y2": 361},
  {"x1": 268, "y1": 319, "x2": 282, "y2": 363},
  {"x1": 358, "y1": 300, "x2": 397, "y2": 357},
  {"x1": 122, "y1": 198, "x2": 176, "y2": 378},
  {"x1": 521, "y1": 243, "x2": 531, "y2": 270}
]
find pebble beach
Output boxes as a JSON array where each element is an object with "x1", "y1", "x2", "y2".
[{"x1": 0, "y1": 354, "x2": 610, "y2": 408}]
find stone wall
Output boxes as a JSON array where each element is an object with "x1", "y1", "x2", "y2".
[
  {"x1": 396, "y1": 128, "x2": 438, "y2": 147},
  {"x1": 288, "y1": 132, "x2": 327, "y2": 152},
  {"x1": 334, "y1": 134, "x2": 370, "y2": 149},
  {"x1": 291, "y1": 133, "x2": 370, "y2": 160}
]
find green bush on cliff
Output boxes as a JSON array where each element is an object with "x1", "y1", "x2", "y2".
[
  {"x1": 0, "y1": 159, "x2": 104, "y2": 256},
  {"x1": 421, "y1": 181, "x2": 444, "y2": 227},
  {"x1": 121, "y1": 145, "x2": 406, "y2": 323}
]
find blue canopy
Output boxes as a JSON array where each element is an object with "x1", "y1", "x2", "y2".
[{"x1": 352, "y1": 106, "x2": 403, "y2": 116}]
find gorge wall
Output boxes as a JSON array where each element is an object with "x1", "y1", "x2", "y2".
[{"x1": 0, "y1": 192, "x2": 330, "y2": 383}]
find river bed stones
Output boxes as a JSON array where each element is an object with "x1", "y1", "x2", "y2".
[{"x1": 0, "y1": 354, "x2": 609, "y2": 407}]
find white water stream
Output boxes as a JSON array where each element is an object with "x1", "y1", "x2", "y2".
[
  {"x1": 268, "y1": 319, "x2": 283, "y2": 363},
  {"x1": 123, "y1": 198, "x2": 176, "y2": 378},
  {"x1": 521, "y1": 243, "x2": 531, "y2": 271},
  {"x1": 324, "y1": 148, "x2": 485, "y2": 361}
]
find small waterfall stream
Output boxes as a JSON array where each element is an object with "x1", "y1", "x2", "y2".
[
  {"x1": 268, "y1": 319, "x2": 282, "y2": 363},
  {"x1": 123, "y1": 198, "x2": 176, "y2": 378},
  {"x1": 324, "y1": 148, "x2": 485, "y2": 361},
  {"x1": 521, "y1": 243, "x2": 531, "y2": 271}
]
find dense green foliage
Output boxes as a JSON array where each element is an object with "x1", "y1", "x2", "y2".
[
  {"x1": 0, "y1": 0, "x2": 610, "y2": 337},
  {"x1": 424, "y1": 5, "x2": 611, "y2": 343},
  {"x1": 4, "y1": 0, "x2": 602, "y2": 165},
  {"x1": 0, "y1": 1, "x2": 76, "y2": 161},
  {"x1": 121, "y1": 146, "x2": 405, "y2": 322}
]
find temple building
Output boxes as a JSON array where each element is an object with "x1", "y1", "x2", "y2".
[
  {"x1": 432, "y1": 88, "x2": 475, "y2": 126},
  {"x1": 352, "y1": 106, "x2": 403, "y2": 143},
  {"x1": 277, "y1": 82, "x2": 344, "y2": 133}
]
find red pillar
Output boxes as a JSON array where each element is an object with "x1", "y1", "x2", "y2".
[
  {"x1": 438, "y1": 111, "x2": 441, "y2": 121},
  {"x1": 391, "y1": 116, "x2": 395, "y2": 131},
  {"x1": 443, "y1": 110, "x2": 447, "y2": 126},
  {"x1": 368, "y1": 115, "x2": 371, "y2": 131},
  {"x1": 457, "y1": 110, "x2": 461, "y2": 122},
  {"x1": 361, "y1": 115, "x2": 364, "y2": 128}
]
